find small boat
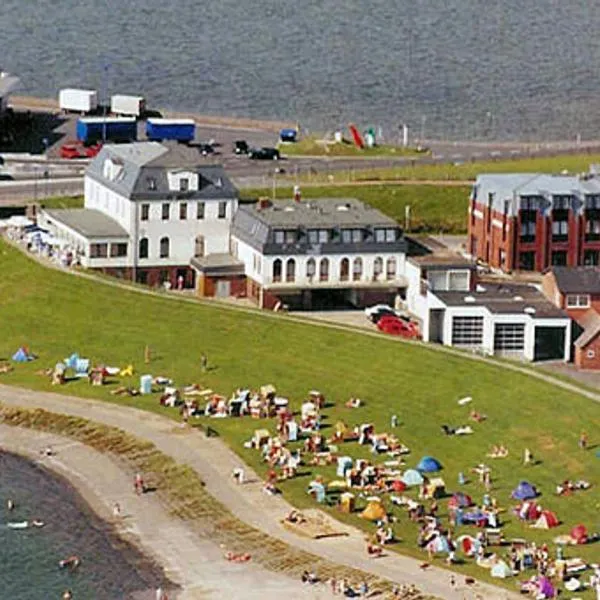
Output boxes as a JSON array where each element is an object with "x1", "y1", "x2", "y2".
[
  {"x1": 59, "y1": 556, "x2": 80, "y2": 569},
  {"x1": 7, "y1": 521, "x2": 29, "y2": 529}
]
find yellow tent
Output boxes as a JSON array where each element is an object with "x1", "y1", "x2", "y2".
[{"x1": 361, "y1": 498, "x2": 386, "y2": 521}]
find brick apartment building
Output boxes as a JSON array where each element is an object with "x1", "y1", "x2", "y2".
[{"x1": 468, "y1": 173, "x2": 600, "y2": 272}]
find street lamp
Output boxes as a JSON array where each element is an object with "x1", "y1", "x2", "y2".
[{"x1": 102, "y1": 62, "x2": 110, "y2": 143}]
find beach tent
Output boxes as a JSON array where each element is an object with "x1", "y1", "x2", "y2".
[
  {"x1": 448, "y1": 492, "x2": 472, "y2": 509},
  {"x1": 12, "y1": 347, "x2": 34, "y2": 362},
  {"x1": 570, "y1": 524, "x2": 588, "y2": 544},
  {"x1": 417, "y1": 456, "x2": 442, "y2": 472},
  {"x1": 426, "y1": 534, "x2": 450, "y2": 555},
  {"x1": 401, "y1": 469, "x2": 424, "y2": 486},
  {"x1": 537, "y1": 577, "x2": 555, "y2": 598},
  {"x1": 511, "y1": 481, "x2": 537, "y2": 500},
  {"x1": 336, "y1": 456, "x2": 353, "y2": 478},
  {"x1": 517, "y1": 501, "x2": 541, "y2": 521},
  {"x1": 532, "y1": 511, "x2": 559, "y2": 529},
  {"x1": 491, "y1": 561, "x2": 513, "y2": 579},
  {"x1": 361, "y1": 498, "x2": 386, "y2": 521},
  {"x1": 424, "y1": 477, "x2": 446, "y2": 499},
  {"x1": 457, "y1": 535, "x2": 480, "y2": 556},
  {"x1": 391, "y1": 480, "x2": 406, "y2": 493},
  {"x1": 285, "y1": 420, "x2": 298, "y2": 442}
]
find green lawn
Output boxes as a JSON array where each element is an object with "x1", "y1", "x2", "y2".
[
  {"x1": 39, "y1": 195, "x2": 84, "y2": 209},
  {"x1": 285, "y1": 152, "x2": 600, "y2": 183},
  {"x1": 278, "y1": 137, "x2": 424, "y2": 158},
  {"x1": 243, "y1": 185, "x2": 470, "y2": 234},
  {"x1": 0, "y1": 241, "x2": 599, "y2": 595}
]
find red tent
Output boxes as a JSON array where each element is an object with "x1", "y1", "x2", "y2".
[
  {"x1": 391, "y1": 480, "x2": 407, "y2": 493},
  {"x1": 533, "y1": 510, "x2": 560, "y2": 529},
  {"x1": 570, "y1": 524, "x2": 588, "y2": 544},
  {"x1": 516, "y1": 501, "x2": 541, "y2": 521}
]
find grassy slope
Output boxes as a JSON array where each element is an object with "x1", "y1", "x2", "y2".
[
  {"x1": 278, "y1": 137, "x2": 423, "y2": 158},
  {"x1": 243, "y1": 185, "x2": 470, "y2": 234},
  {"x1": 0, "y1": 241, "x2": 598, "y2": 594}
]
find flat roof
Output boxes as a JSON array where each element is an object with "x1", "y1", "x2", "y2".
[
  {"x1": 190, "y1": 253, "x2": 244, "y2": 275},
  {"x1": 434, "y1": 282, "x2": 567, "y2": 318},
  {"x1": 147, "y1": 118, "x2": 195, "y2": 125},
  {"x1": 409, "y1": 253, "x2": 475, "y2": 270},
  {"x1": 43, "y1": 208, "x2": 128, "y2": 239}
]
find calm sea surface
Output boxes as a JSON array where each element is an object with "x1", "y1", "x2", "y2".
[
  {"x1": 0, "y1": 452, "x2": 170, "y2": 599},
  {"x1": 3, "y1": 1, "x2": 600, "y2": 141}
]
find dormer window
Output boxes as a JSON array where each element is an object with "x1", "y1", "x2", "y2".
[
  {"x1": 274, "y1": 230, "x2": 284, "y2": 244},
  {"x1": 148, "y1": 178, "x2": 157, "y2": 191}
]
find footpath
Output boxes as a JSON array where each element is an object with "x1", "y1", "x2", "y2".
[{"x1": 0, "y1": 384, "x2": 520, "y2": 600}]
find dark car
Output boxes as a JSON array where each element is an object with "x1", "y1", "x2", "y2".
[
  {"x1": 248, "y1": 146, "x2": 280, "y2": 160},
  {"x1": 198, "y1": 143, "x2": 215, "y2": 156},
  {"x1": 234, "y1": 140, "x2": 249, "y2": 154}
]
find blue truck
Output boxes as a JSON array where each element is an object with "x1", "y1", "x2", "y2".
[
  {"x1": 145, "y1": 118, "x2": 195, "y2": 142},
  {"x1": 76, "y1": 117, "x2": 137, "y2": 145}
]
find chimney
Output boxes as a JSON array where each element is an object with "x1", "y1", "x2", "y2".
[{"x1": 293, "y1": 185, "x2": 301, "y2": 203}]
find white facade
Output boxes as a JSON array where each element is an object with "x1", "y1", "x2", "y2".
[{"x1": 232, "y1": 236, "x2": 406, "y2": 289}]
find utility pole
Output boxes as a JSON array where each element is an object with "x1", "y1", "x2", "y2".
[{"x1": 102, "y1": 62, "x2": 110, "y2": 144}]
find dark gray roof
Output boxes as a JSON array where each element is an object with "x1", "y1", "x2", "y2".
[
  {"x1": 434, "y1": 283, "x2": 567, "y2": 318},
  {"x1": 86, "y1": 142, "x2": 238, "y2": 201},
  {"x1": 550, "y1": 267, "x2": 600, "y2": 294},
  {"x1": 43, "y1": 208, "x2": 128, "y2": 239}
]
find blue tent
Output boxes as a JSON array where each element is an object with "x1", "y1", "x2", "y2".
[
  {"x1": 401, "y1": 469, "x2": 424, "y2": 486},
  {"x1": 511, "y1": 481, "x2": 538, "y2": 500},
  {"x1": 417, "y1": 456, "x2": 442, "y2": 472},
  {"x1": 12, "y1": 347, "x2": 33, "y2": 362}
]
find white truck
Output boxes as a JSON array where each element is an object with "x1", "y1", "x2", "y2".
[
  {"x1": 110, "y1": 94, "x2": 145, "y2": 117},
  {"x1": 59, "y1": 89, "x2": 98, "y2": 114}
]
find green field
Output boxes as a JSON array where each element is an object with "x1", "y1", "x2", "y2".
[
  {"x1": 0, "y1": 240, "x2": 598, "y2": 595},
  {"x1": 285, "y1": 152, "x2": 600, "y2": 183},
  {"x1": 278, "y1": 137, "x2": 424, "y2": 158},
  {"x1": 243, "y1": 185, "x2": 470, "y2": 234}
]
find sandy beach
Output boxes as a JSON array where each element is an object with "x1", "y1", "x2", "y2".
[{"x1": 0, "y1": 424, "x2": 336, "y2": 600}]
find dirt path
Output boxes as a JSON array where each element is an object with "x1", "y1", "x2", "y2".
[{"x1": 0, "y1": 384, "x2": 519, "y2": 600}]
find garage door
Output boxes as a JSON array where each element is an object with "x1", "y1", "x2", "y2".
[{"x1": 534, "y1": 326, "x2": 565, "y2": 361}]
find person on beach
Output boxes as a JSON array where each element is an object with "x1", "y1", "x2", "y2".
[
  {"x1": 62, "y1": 590, "x2": 73, "y2": 600},
  {"x1": 113, "y1": 503, "x2": 121, "y2": 518},
  {"x1": 200, "y1": 353, "x2": 208, "y2": 372},
  {"x1": 579, "y1": 430, "x2": 588, "y2": 450},
  {"x1": 134, "y1": 473, "x2": 145, "y2": 495},
  {"x1": 232, "y1": 467, "x2": 245, "y2": 484}
]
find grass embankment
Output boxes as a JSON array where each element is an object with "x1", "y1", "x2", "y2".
[
  {"x1": 40, "y1": 195, "x2": 85, "y2": 209},
  {"x1": 243, "y1": 185, "x2": 469, "y2": 234},
  {"x1": 0, "y1": 241, "x2": 598, "y2": 595},
  {"x1": 287, "y1": 152, "x2": 600, "y2": 184},
  {"x1": 279, "y1": 137, "x2": 424, "y2": 158},
  {"x1": 0, "y1": 404, "x2": 405, "y2": 597}
]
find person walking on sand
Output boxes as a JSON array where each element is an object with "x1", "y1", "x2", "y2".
[
  {"x1": 201, "y1": 353, "x2": 208, "y2": 373},
  {"x1": 113, "y1": 503, "x2": 121, "y2": 518}
]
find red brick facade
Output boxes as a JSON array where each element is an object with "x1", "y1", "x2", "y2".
[
  {"x1": 94, "y1": 265, "x2": 195, "y2": 289},
  {"x1": 541, "y1": 272, "x2": 600, "y2": 319},
  {"x1": 574, "y1": 335, "x2": 600, "y2": 369},
  {"x1": 468, "y1": 200, "x2": 600, "y2": 273}
]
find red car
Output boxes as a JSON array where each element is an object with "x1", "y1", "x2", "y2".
[
  {"x1": 59, "y1": 142, "x2": 102, "y2": 159},
  {"x1": 376, "y1": 315, "x2": 420, "y2": 339}
]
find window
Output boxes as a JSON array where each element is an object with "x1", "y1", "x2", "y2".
[
  {"x1": 308, "y1": 230, "x2": 319, "y2": 244},
  {"x1": 218, "y1": 201, "x2": 227, "y2": 219},
  {"x1": 566, "y1": 294, "x2": 590, "y2": 308},
  {"x1": 494, "y1": 324, "x2": 525, "y2": 352},
  {"x1": 375, "y1": 229, "x2": 385, "y2": 243},
  {"x1": 179, "y1": 178, "x2": 189, "y2": 192},
  {"x1": 197, "y1": 202, "x2": 205, "y2": 220},
  {"x1": 587, "y1": 349, "x2": 596, "y2": 359},
  {"x1": 519, "y1": 251, "x2": 535, "y2": 270},
  {"x1": 272, "y1": 258, "x2": 282, "y2": 283},
  {"x1": 318, "y1": 230, "x2": 328, "y2": 244},
  {"x1": 584, "y1": 250, "x2": 599, "y2": 266},
  {"x1": 162, "y1": 203, "x2": 170, "y2": 220},
  {"x1": 147, "y1": 177, "x2": 157, "y2": 191},
  {"x1": 136, "y1": 270, "x2": 148, "y2": 285},
  {"x1": 520, "y1": 220, "x2": 536, "y2": 240},
  {"x1": 306, "y1": 258, "x2": 316, "y2": 278},
  {"x1": 110, "y1": 243, "x2": 127, "y2": 257},
  {"x1": 179, "y1": 202, "x2": 187, "y2": 220},
  {"x1": 341, "y1": 230, "x2": 352, "y2": 244},
  {"x1": 139, "y1": 238, "x2": 149, "y2": 259},
  {"x1": 285, "y1": 230, "x2": 296, "y2": 244},
  {"x1": 520, "y1": 196, "x2": 540, "y2": 211},
  {"x1": 551, "y1": 251, "x2": 567, "y2": 266},
  {"x1": 553, "y1": 195, "x2": 572, "y2": 210},
  {"x1": 194, "y1": 235, "x2": 205, "y2": 258},
  {"x1": 352, "y1": 257, "x2": 363, "y2": 281},
  {"x1": 141, "y1": 203, "x2": 149, "y2": 221},
  {"x1": 385, "y1": 229, "x2": 396, "y2": 242},
  {"x1": 585, "y1": 218, "x2": 600, "y2": 241},
  {"x1": 373, "y1": 257, "x2": 383, "y2": 277},
  {"x1": 448, "y1": 271, "x2": 469, "y2": 291},
  {"x1": 340, "y1": 258, "x2": 350, "y2": 281},
  {"x1": 552, "y1": 218, "x2": 568, "y2": 240},
  {"x1": 585, "y1": 195, "x2": 600, "y2": 210},
  {"x1": 159, "y1": 237, "x2": 170, "y2": 258},
  {"x1": 274, "y1": 230, "x2": 285, "y2": 244},
  {"x1": 286, "y1": 258, "x2": 296, "y2": 282},
  {"x1": 386, "y1": 257, "x2": 397, "y2": 280},
  {"x1": 351, "y1": 229, "x2": 362, "y2": 243},
  {"x1": 319, "y1": 258, "x2": 329, "y2": 281},
  {"x1": 89, "y1": 243, "x2": 108, "y2": 258},
  {"x1": 451, "y1": 316, "x2": 484, "y2": 346}
]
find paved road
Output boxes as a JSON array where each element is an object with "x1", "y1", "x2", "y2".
[{"x1": 0, "y1": 384, "x2": 518, "y2": 600}]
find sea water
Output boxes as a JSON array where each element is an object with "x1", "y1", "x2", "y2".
[{"x1": 0, "y1": 452, "x2": 171, "y2": 600}]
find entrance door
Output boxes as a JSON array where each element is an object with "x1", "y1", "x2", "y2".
[{"x1": 216, "y1": 280, "x2": 231, "y2": 297}]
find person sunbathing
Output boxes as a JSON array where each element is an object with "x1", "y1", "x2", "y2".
[
  {"x1": 345, "y1": 397, "x2": 362, "y2": 408},
  {"x1": 366, "y1": 541, "x2": 383, "y2": 557},
  {"x1": 469, "y1": 410, "x2": 487, "y2": 423},
  {"x1": 285, "y1": 510, "x2": 306, "y2": 524},
  {"x1": 225, "y1": 551, "x2": 251, "y2": 562}
]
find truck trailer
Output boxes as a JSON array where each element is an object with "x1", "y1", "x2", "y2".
[
  {"x1": 59, "y1": 89, "x2": 98, "y2": 114},
  {"x1": 111, "y1": 94, "x2": 146, "y2": 118},
  {"x1": 76, "y1": 117, "x2": 137, "y2": 144},
  {"x1": 146, "y1": 118, "x2": 195, "y2": 142}
]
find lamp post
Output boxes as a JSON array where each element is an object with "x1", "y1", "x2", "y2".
[{"x1": 102, "y1": 62, "x2": 110, "y2": 144}]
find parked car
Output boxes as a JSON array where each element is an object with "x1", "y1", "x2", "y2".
[
  {"x1": 198, "y1": 143, "x2": 214, "y2": 156},
  {"x1": 376, "y1": 315, "x2": 420, "y2": 338},
  {"x1": 234, "y1": 140, "x2": 249, "y2": 154},
  {"x1": 60, "y1": 141, "x2": 102, "y2": 159},
  {"x1": 248, "y1": 146, "x2": 280, "y2": 160}
]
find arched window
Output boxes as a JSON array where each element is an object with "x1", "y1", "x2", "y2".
[
  {"x1": 352, "y1": 257, "x2": 363, "y2": 281},
  {"x1": 139, "y1": 237, "x2": 149, "y2": 259},
  {"x1": 319, "y1": 257, "x2": 329, "y2": 281},
  {"x1": 286, "y1": 258, "x2": 296, "y2": 282},
  {"x1": 340, "y1": 257, "x2": 350, "y2": 281},
  {"x1": 386, "y1": 257, "x2": 397, "y2": 280},
  {"x1": 374, "y1": 256, "x2": 383, "y2": 279},
  {"x1": 159, "y1": 236, "x2": 170, "y2": 258},
  {"x1": 306, "y1": 258, "x2": 316, "y2": 279},
  {"x1": 272, "y1": 258, "x2": 282, "y2": 282}
]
